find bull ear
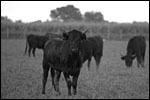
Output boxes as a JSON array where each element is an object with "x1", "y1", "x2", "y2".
[
  {"x1": 121, "y1": 56, "x2": 125, "y2": 60},
  {"x1": 120, "y1": 53, "x2": 125, "y2": 60},
  {"x1": 63, "y1": 32, "x2": 69, "y2": 40}
]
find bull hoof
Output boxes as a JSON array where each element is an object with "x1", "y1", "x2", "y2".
[
  {"x1": 56, "y1": 92, "x2": 61, "y2": 96},
  {"x1": 73, "y1": 92, "x2": 77, "y2": 95},
  {"x1": 42, "y1": 91, "x2": 45, "y2": 94},
  {"x1": 68, "y1": 93, "x2": 72, "y2": 96},
  {"x1": 142, "y1": 66, "x2": 145, "y2": 68}
]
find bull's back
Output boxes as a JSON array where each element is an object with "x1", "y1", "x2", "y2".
[
  {"x1": 26, "y1": 35, "x2": 48, "y2": 48},
  {"x1": 127, "y1": 36, "x2": 146, "y2": 54},
  {"x1": 27, "y1": 35, "x2": 37, "y2": 46},
  {"x1": 36, "y1": 36, "x2": 49, "y2": 49}
]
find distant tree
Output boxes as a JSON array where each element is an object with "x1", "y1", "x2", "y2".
[
  {"x1": 50, "y1": 5, "x2": 83, "y2": 22},
  {"x1": 84, "y1": 11, "x2": 104, "y2": 22},
  {"x1": 1, "y1": 16, "x2": 5, "y2": 20},
  {"x1": 1, "y1": 16, "x2": 13, "y2": 22},
  {"x1": 30, "y1": 20, "x2": 42, "y2": 24},
  {"x1": 15, "y1": 20, "x2": 22, "y2": 23}
]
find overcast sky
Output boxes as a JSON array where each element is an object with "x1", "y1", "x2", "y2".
[{"x1": 1, "y1": 1, "x2": 149, "y2": 23}]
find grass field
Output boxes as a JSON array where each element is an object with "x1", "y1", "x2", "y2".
[{"x1": 1, "y1": 39, "x2": 149, "y2": 99}]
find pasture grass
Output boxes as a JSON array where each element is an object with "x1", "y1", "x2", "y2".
[{"x1": 1, "y1": 39, "x2": 149, "y2": 99}]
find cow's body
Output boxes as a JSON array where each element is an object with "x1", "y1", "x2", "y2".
[
  {"x1": 24, "y1": 33, "x2": 62, "y2": 57},
  {"x1": 42, "y1": 30, "x2": 87, "y2": 95},
  {"x1": 24, "y1": 34, "x2": 49, "y2": 57},
  {"x1": 80, "y1": 35, "x2": 103, "y2": 70},
  {"x1": 121, "y1": 35, "x2": 146, "y2": 67}
]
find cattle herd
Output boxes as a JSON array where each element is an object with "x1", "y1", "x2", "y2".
[{"x1": 24, "y1": 29, "x2": 146, "y2": 96}]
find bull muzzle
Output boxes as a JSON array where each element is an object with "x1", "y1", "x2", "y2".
[{"x1": 71, "y1": 48, "x2": 78, "y2": 53}]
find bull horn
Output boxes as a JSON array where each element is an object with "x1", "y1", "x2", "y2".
[{"x1": 83, "y1": 30, "x2": 88, "y2": 34}]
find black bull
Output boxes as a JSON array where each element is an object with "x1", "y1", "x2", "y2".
[
  {"x1": 42, "y1": 30, "x2": 87, "y2": 95},
  {"x1": 121, "y1": 35, "x2": 146, "y2": 67},
  {"x1": 24, "y1": 34, "x2": 62, "y2": 57},
  {"x1": 80, "y1": 36, "x2": 103, "y2": 70}
]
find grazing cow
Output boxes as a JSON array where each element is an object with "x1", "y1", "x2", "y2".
[
  {"x1": 80, "y1": 36, "x2": 103, "y2": 70},
  {"x1": 121, "y1": 35, "x2": 146, "y2": 67},
  {"x1": 42, "y1": 30, "x2": 87, "y2": 95},
  {"x1": 24, "y1": 34, "x2": 49, "y2": 57}
]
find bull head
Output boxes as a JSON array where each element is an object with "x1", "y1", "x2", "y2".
[{"x1": 121, "y1": 53, "x2": 136, "y2": 67}]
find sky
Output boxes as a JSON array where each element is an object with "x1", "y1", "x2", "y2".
[{"x1": 1, "y1": 1, "x2": 149, "y2": 23}]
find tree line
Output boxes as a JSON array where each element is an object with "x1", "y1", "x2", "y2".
[{"x1": 1, "y1": 16, "x2": 149, "y2": 40}]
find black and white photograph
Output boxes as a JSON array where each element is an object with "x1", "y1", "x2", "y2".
[{"x1": 1, "y1": 1, "x2": 149, "y2": 99}]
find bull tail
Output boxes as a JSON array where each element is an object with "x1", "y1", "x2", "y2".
[
  {"x1": 95, "y1": 37, "x2": 103, "y2": 70},
  {"x1": 95, "y1": 58, "x2": 101, "y2": 70}
]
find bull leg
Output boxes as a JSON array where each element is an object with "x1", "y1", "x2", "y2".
[
  {"x1": 28, "y1": 47, "x2": 32, "y2": 57},
  {"x1": 72, "y1": 71, "x2": 80, "y2": 95},
  {"x1": 137, "y1": 55, "x2": 143, "y2": 68},
  {"x1": 137, "y1": 57, "x2": 140, "y2": 67},
  {"x1": 143, "y1": 51, "x2": 145, "y2": 62},
  {"x1": 94, "y1": 54, "x2": 102, "y2": 70},
  {"x1": 63, "y1": 72, "x2": 72, "y2": 96},
  {"x1": 42, "y1": 60, "x2": 50, "y2": 94},
  {"x1": 87, "y1": 57, "x2": 92, "y2": 71},
  {"x1": 54, "y1": 70, "x2": 61, "y2": 95},
  {"x1": 141, "y1": 59, "x2": 145, "y2": 68},
  {"x1": 24, "y1": 42, "x2": 28, "y2": 55},
  {"x1": 50, "y1": 68, "x2": 56, "y2": 90},
  {"x1": 142, "y1": 50, "x2": 145, "y2": 68},
  {"x1": 137, "y1": 62, "x2": 140, "y2": 67},
  {"x1": 140, "y1": 57, "x2": 144, "y2": 68},
  {"x1": 32, "y1": 47, "x2": 36, "y2": 57}
]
